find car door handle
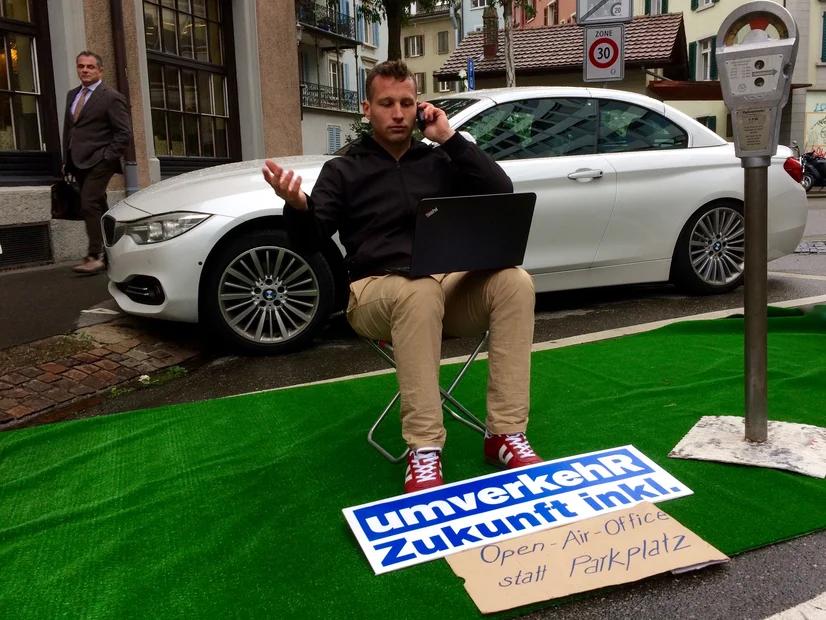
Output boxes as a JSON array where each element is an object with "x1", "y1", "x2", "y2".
[{"x1": 567, "y1": 169, "x2": 604, "y2": 180}]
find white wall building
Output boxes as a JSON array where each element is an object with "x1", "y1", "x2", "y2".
[{"x1": 298, "y1": 0, "x2": 389, "y2": 154}]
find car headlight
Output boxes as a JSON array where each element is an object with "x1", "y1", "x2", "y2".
[{"x1": 124, "y1": 212, "x2": 211, "y2": 245}]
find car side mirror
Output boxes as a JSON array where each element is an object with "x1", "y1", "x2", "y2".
[{"x1": 458, "y1": 131, "x2": 476, "y2": 144}]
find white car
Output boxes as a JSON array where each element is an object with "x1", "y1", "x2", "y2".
[{"x1": 103, "y1": 87, "x2": 807, "y2": 354}]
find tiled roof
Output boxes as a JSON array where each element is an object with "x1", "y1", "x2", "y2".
[{"x1": 434, "y1": 13, "x2": 684, "y2": 79}]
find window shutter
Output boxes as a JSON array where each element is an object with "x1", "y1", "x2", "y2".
[
  {"x1": 343, "y1": 63, "x2": 350, "y2": 90},
  {"x1": 420, "y1": 34, "x2": 425, "y2": 55},
  {"x1": 360, "y1": 67, "x2": 367, "y2": 100},
  {"x1": 662, "y1": 0, "x2": 668, "y2": 12},
  {"x1": 342, "y1": 0, "x2": 349, "y2": 17},
  {"x1": 644, "y1": 0, "x2": 650, "y2": 14},
  {"x1": 691, "y1": 0, "x2": 698, "y2": 10},
  {"x1": 710, "y1": 36, "x2": 718, "y2": 80},
  {"x1": 327, "y1": 126, "x2": 336, "y2": 154},
  {"x1": 334, "y1": 127, "x2": 341, "y2": 151},
  {"x1": 433, "y1": 75, "x2": 439, "y2": 93},
  {"x1": 357, "y1": 3, "x2": 364, "y2": 41},
  {"x1": 404, "y1": 37, "x2": 410, "y2": 57},
  {"x1": 688, "y1": 41, "x2": 697, "y2": 80},
  {"x1": 374, "y1": 21, "x2": 379, "y2": 46},
  {"x1": 708, "y1": 116, "x2": 717, "y2": 133},
  {"x1": 301, "y1": 51, "x2": 310, "y2": 83},
  {"x1": 822, "y1": 13, "x2": 826, "y2": 62}
]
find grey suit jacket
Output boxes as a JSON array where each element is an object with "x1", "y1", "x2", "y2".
[{"x1": 63, "y1": 82, "x2": 132, "y2": 173}]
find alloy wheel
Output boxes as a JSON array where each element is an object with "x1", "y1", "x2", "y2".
[
  {"x1": 689, "y1": 207, "x2": 745, "y2": 287},
  {"x1": 218, "y1": 246, "x2": 320, "y2": 343}
]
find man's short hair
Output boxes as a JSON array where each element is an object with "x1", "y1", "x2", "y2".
[
  {"x1": 76, "y1": 51, "x2": 103, "y2": 68},
  {"x1": 365, "y1": 60, "x2": 415, "y2": 101}
]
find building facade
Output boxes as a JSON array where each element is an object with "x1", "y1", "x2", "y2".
[
  {"x1": 0, "y1": 0, "x2": 303, "y2": 270},
  {"x1": 298, "y1": 0, "x2": 389, "y2": 155},
  {"x1": 402, "y1": 1, "x2": 461, "y2": 99}
]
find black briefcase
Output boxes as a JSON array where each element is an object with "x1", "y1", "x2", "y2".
[{"x1": 51, "y1": 175, "x2": 83, "y2": 220}]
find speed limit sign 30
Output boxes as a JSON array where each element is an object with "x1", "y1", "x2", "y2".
[{"x1": 583, "y1": 25, "x2": 625, "y2": 82}]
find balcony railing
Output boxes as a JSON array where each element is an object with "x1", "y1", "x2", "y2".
[
  {"x1": 411, "y1": 2, "x2": 452, "y2": 17},
  {"x1": 296, "y1": 1, "x2": 358, "y2": 41},
  {"x1": 301, "y1": 82, "x2": 360, "y2": 114}
]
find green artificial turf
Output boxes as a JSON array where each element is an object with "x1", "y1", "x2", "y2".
[{"x1": 1, "y1": 307, "x2": 825, "y2": 619}]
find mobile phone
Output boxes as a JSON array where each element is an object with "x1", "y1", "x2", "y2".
[{"x1": 416, "y1": 107, "x2": 427, "y2": 132}]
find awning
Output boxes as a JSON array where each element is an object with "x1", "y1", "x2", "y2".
[{"x1": 647, "y1": 79, "x2": 811, "y2": 101}]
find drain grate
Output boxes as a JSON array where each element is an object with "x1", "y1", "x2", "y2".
[{"x1": 0, "y1": 222, "x2": 53, "y2": 270}]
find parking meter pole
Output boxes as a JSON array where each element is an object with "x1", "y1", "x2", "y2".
[{"x1": 743, "y1": 161, "x2": 770, "y2": 442}]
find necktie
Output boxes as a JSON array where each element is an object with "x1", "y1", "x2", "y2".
[{"x1": 73, "y1": 87, "x2": 89, "y2": 122}]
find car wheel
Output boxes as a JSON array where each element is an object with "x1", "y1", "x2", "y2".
[
  {"x1": 203, "y1": 228, "x2": 335, "y2": 354},
  {"x1": 802, "y1": 174, "x2": 813, "y2": 192},
  {"x1": 670, "y1": 203, "x2": 745, "y2": 295}
]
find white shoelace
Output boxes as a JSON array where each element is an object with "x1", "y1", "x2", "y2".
[
  {"x1": 504, "y1": 433, "x2": 537, "y2": 459},
  {"x1": 410, "y1": 451, "x2": 440, "y2": 482}
]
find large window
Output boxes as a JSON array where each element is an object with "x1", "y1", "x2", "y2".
[
  {"x1": 144, "y1": 0, "x2": 239, "y2": 176},
  {"x1": 0, "y1": 0, "x2": 59, "y2": 183}
]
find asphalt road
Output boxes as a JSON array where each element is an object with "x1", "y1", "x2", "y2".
[
  {"x1": 0, "y1": 261, "x2": 111, "y2": 349},
  {"x1": 3, "y1": 203, "x2": 826, "y2": 620}
]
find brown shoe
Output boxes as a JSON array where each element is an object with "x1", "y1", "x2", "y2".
[{"x1": 73, "y1": 256, "x2": 106, "y2": 274}]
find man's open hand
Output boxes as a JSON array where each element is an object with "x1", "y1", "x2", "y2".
[{"x1": 262, "y1": 159, "x2": 308, "y2": 211}]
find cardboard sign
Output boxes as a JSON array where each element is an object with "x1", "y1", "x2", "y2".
[
  {"x1": 447, "y1": 502, "x2": 728, "y2": 614},
  {"x1": 343, "y1": 446, "x2": 692, "y2": 574}
]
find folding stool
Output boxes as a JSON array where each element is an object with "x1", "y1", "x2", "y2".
[{"x1": 364, "y1": 332, "x2": 489, "y2": 463}]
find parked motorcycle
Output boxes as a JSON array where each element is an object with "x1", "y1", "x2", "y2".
[{"x1": 793, "y1": 142, "x2": 826, "y2": 192}]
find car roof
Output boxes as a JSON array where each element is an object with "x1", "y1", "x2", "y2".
[{"x1": 435, "y1": 86, "x2": 664, "y2": 110}]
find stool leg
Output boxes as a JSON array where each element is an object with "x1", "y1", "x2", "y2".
[{"x1": 367, "y1": 390, "x2": 409, "y2": 463}]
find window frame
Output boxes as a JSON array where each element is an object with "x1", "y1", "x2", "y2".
[
  {"x1": 414, "y1": 72, "x2": 426, "y2": 94},
  {"x1": 405, "y1": 34, "x2": 424, "y2": 57},
  {"x1": 470, "y1": 0, "x2": 485, "y2": 8},
  {"x1": 699, "y1": 38, "x2": 712, "y2": 81},
  {"x1": 144, "y1": 0, "x2": 241, "y2": 178},
  {"x1": 0, "y1": 2, "x2": 61, "y2": 185}
]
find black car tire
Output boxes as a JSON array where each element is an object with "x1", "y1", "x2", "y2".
[
  {"x1": 202, "y1": 228, "x2": 335, "y2": 355},
  {"x1": 802, "y1": 173, "x2": 814, "y2": 193},
  {"x1": 670, "y1": 203, "x2": 745, "y2": 295}
]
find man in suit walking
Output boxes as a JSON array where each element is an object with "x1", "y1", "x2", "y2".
[{"x1": 63, "y1": 51, "x2": 132, "y2": 274}]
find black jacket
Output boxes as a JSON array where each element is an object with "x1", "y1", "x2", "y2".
[{"x1": 283, "y1": 132, "x2": 514, "y2": 282}]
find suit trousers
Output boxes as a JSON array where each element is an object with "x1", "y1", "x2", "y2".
[
  {"x1": 70, "y1": 154, "x2": 115, "y2": 256},
  {"x1": 347, "y1": 268, "x2": 535, "y2": 451}
]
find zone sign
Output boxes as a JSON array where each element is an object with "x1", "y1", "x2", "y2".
[
  {"x1": 583, "y1": 25, "x2": 625, "y2": 82},
  {"x1": 576, "y1": 0, "x2": 633, "y2": 26}
]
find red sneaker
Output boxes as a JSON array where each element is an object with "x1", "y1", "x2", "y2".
[
  {"x1": 404, "y1": 450, "x2": 443, "y2": 494},
  {"x1": 485, "y1": 433, "x2": 544, "y2": 469}
]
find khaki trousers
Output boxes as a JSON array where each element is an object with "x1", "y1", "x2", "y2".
[{"x1": 347, "y1": 268, "x2": 535, "y2": 451}]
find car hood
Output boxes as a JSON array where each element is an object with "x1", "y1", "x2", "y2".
[{"x1": 120, "y1": 155, "x2": 334, "y2": 216}]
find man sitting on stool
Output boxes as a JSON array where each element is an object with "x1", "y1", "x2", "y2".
[{"x1": 262, "y1": 60, "x2": 542, "y2": 494}]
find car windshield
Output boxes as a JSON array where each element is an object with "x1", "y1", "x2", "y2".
[{"x1": 332, "y1": 97, "x2": 480, "y2": 155}]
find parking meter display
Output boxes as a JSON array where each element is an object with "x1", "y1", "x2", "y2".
[{"x1": 724, "y1": 55, "x2": 784, "y2": 98}]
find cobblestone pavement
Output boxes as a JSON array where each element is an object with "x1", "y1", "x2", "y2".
[
  {"x1": 794, "y1": 241, "x2": 826, "y2": 254},
  {"x1": 0, "y1": 319, "x2": 200, "y2": 426}
]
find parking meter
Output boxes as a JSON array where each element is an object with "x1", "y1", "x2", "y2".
[
  {"x1": 716, "y1": 2, "x2": 798, "y2": 164},
  {"x1": 715, "y1": 2, "x2": 798, "y2": 443}
]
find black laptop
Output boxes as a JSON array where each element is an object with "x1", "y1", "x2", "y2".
[{"x1": 386, "y1": 192, "x2": 536, "y2": 278}]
